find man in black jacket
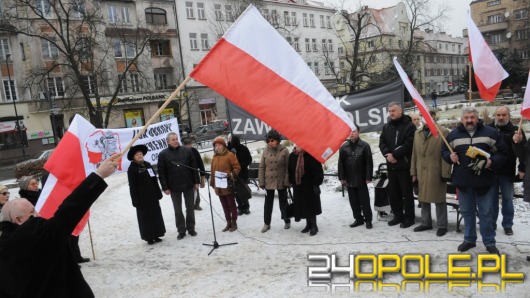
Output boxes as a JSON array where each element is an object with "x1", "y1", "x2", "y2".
[
  {"x1": 379, "y1": 102, "x2": 417, "y2": 228},
  {"x1": 489, "y1": 106, "x2": 525, "y2": 236},
  {"x1": 0, "y1": 156, "x2": 117, "y2": 297},
  {"x1": 338, "y1": 125, "x2": 374, "y2": 229},
  {"x1": 158, "y1": 132, "x2": 200, "y2": 240},
  {"x1": 182, "y1": 138, "x2": 207, "y2": 211},
  {"x1": 228, "y1": 135, "x2": 253, "y2": 215}
]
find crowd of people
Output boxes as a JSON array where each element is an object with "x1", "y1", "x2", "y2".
[{"x1": 1, "y1": 101, "x2": 530, "y2": 295}]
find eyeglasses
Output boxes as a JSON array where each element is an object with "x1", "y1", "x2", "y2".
[{"x1": 1, "y1": 192, "x2": 9, "y2": 196}]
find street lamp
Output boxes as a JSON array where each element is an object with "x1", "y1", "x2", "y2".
[{"x1": 5, "y1": 53, "x2": 25, "y2": 157}]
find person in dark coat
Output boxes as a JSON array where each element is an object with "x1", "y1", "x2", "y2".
[
  {"x1": 0, "y1": 156, "x2": 117, "y2": 297},
  {"x1": 182, "y1": 138, "x2": 207, "y2": 211},
  {"x1": 379, "y1": 102, "x2": 416, "y2": 228},
  {"x1": 158, "y1": 132, "x2": 200, "y2": 240},
  {"x1": 18, "y1": 176, "x2": 41, "y2": 206},
  {"x1": 512, "y1": 129, "x2": 530, "y2": 261},
  {"x1": 338, "y1": 125, "x2": 374, "y2": 229},
  {"x1": 228, "y1": 135, "x2": 253, "y2": 215},
  {"x1": 127, "y1": 144, "x2": 166, "y2": 245},
  {"x1": 288, "y1": 145, "x2": 324, "y2": 236}
]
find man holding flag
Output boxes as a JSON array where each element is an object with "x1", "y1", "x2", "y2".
[{"x1": 0, "y1": 156, "x2": 118, "y2": 297}]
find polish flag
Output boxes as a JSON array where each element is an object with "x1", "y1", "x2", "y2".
[
  {"x1": 393, "y1": 57, "x2": 438, "y2": 137},
  {"x1": 521, "y1": 71, "x2": 530, "y2": 119},
  {"x1": 190, "y1": 5, "x2": 354, "y2": 162},
  {"x1": 37, "y1": 115, "x2": 95, "y2": 236},
  {"x1": 467, "y1": 14, "x2": 508, "y2": 101}
]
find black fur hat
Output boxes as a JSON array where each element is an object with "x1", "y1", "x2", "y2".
[{"x1": 265, "y1": 129, "x2": 281, "y2": 142}]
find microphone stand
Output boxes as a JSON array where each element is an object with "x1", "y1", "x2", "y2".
[{"x1": 171, "y1": 161, "x2": 238, "y2": 255}]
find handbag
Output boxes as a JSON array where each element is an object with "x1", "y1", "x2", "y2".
[
  {"x1": 234, "y1": 176, "x2": 252, "y2": 200},
  {"x1": 285, "y1": 188, "x2": 295, "y2": 219}
]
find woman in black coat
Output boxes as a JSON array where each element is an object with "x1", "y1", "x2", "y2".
[
  {"x1": 127, "y1": 145, "x2": 166, "y2": 245},
  {"x1": 18, "y1": 176, "x2": 41, "y2": 206},
  {"x1": 288, "y1": 145, "x2": 324, "y2": 236}
]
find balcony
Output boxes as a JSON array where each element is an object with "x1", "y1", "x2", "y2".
[{"x1": 478, "y1": 22, "x2": 509, "y2": 34}]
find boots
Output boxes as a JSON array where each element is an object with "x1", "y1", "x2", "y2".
[
  {"x1": 222, "y1": 221, "x2": 231, "y2": 232},
  {"x1": 229, "y1": 220, "x2": 238, "y2": 232},
  {"x1": 301, "y1": 219, "x2": 310, "y2": 233},
  {"x1": 309, "y1": 216, "x2": 318, "y2": 236}
]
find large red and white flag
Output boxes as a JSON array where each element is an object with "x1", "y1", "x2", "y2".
[
  {"x1": 190, "y1": 5, "x2": 353, "y2": 162},
  {"x1": 521, "y1": 71, "x2": 530, "y2": 119},
  {"x1": 393, "y1": 57, "x2": 438, "y2": 137},
  {"x1": 467, "y1": 13, "x2": 508, "y2": 101},
  {"x1": 37, "y1": 115, "x2": 180, "y2": 235}
]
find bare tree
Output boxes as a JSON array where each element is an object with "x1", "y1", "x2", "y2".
[{"x1": 0, "y1": 0, "x2": 158, "y2": 128}]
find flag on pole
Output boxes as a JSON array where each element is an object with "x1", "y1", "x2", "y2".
[
  {"x1": 37, "y1": 115, "x2": 95, "y2": 236},
  {"x1": 467, "y1": 13, "x2": 508, "y2": 101},
  {"x1": 393, "y1": 57, "x2": 438, "y2": 137},
  {"x1": 521, "y1": 71, "x2": 530, "y2": 119},
  {"x1": 189, "y1": 5, "x2": 354, "y2": 162}
]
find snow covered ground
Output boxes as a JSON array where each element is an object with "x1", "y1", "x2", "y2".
[{"x1": 3, "y1": 102, "x2": 530, "y2": 297}]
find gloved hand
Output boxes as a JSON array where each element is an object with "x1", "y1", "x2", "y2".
[{"x1": 468, "y1": 156, "x2": 487, "y2": 175}]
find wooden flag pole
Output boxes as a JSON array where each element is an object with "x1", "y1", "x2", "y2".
[
  {"x1": 435, "y1": 123, "x2": 459, "y2": 164},
  {"x1": 116, "y1": 75, "x2": 192, "y2": 159},
  {"x1": 518, "y1": 115, "x2": 523, "y2": 135},
  {"x1": 468, "y1": 61, "x2": 473, "y2": 105},
  {"x1": 87, "y1": 219, "x2": 96, "y2": 260}
]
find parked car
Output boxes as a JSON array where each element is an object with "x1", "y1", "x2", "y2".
[
  {"x1": 189, "y1": 120, "x2": 230, "y2": 145},
  {"x1": 13, "y1": 149, "x2": 54, "y2": 179}
]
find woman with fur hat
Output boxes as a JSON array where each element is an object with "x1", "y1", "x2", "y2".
[
  {"x1": 127, "y1": 144, "x2": 166, "y2": 245},
  {"x1": 0, "y1": 184, "x2": 10, "y2": 212},
  {"x1": 258, "y1": 129, "x2": 291, "y2": 233},
  {"x1": 18, "y1": 176, "x2": 41, "y2": 206},
  {"x1": 210, "y1": 136, "x2": 241, "y2": 232}
]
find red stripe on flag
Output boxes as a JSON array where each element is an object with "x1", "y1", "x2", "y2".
[
  {"x1": 45, "y1": 131, "x2": 86, "y2": 189},
  {"x1": 191, "y1": 39, "x2": 351, "y2": 162},
  {"x1": 474, "y1": 74, "x2": 501, "y2": 102}
]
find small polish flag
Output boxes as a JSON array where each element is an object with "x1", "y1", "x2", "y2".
[
  {"x1": 190, "y1": 5, "x2": 354, "y2": 162},
  {"x1": 521, "y1": 71, "x2": 530, "y2": 119}
]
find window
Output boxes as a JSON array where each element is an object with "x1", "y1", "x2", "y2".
[
  {"x1": 328, "y1": 39, "x2": 333, "y2": 52},
  {"x1": 487, "y1": 0, "x2": 500, "y2": 6},
  {"x1": 367, "y1": 40, "x2": 375, "y2": 48},
  {"x1": 77, "y1": 37, "x2": 92, "y2": 61},
  {"x1": 487, "y1": 14, "x2": 503, "y2": 24},
  {"x1": 150, "y1": 40, "x2": 171, "y2": 56},
  {"x1": 3, "y1": 79, "x2": 16, "y2": 101},
  {"x1": 324, "y1": 62, "x2": 330, "y2": 75},
  {"x1": 118, "y1": 74, "x2": 127, "y2": 93},
  {"x1": 329, "y1": 62, "x2": 334, "y2": 73},
  {"x1": 326, "y1": 16, "x2": 331, "y2": 28},
  {"x1": 518, "y1": 49, "x2": 529, "y2": 59},
  {"x1": 284, "y1": 11, "x2": 290, "y2": 26},
  {"x1": 320, "y1": 15, "x2": 325, "y2": 28},
  {"x1": 81, "y1": 75, "x2": 96, "y2": 94},
  {"x1": 36, "y1": 0, "x2": 51, "y2": 17},
  {"x1": 514, "y1": 9, "x2": 528, "y2": 20},
  {"x1": 369, "y1": 56, "x2": 377, "y2": 63},
  {"x1": 185, "y1": 2, "x2": 194, "y2": 19},
  {"x1": 146, "y1": 8, "x2": 167, "y2": 25},
  {"x1": 47, "y1": 77, "x2": 64, "y2": 97},
  {"x1": 262, "y1": 9, "x2": 269, "y2": 21},
  {"x1": 388, "y1": 39, "x2": 393, "y2": 47},
  {"x1": 286, "y1": 36, "x2": 292, "y2": 45},
  {"x1": 398, "y1": 40, "x2": 403, "y2": 48},
  {"x1": 42, "y1": 39, "x2": 58, "y2": 59},
  {"x1": 305, "y1": 38, "x2": 310, "y2": 52},
  {"x1": 321, "y1": 39, "x2": 327, "y2": 52},
  {"x1": 189, "y1": 33, "x2": 198, "y2": 50},
  {"x1": 271, "y1": 10, "x2": 278, "y2": 26},
  {"x1": 0, "y1": 38, "x2": 9, "y2": 61},
  {"x1": 201, "y1": 33, "x2": 209, "y2": 50},
  {"x1": 20, "y1": 43, "x2": 25, "y2": 60},
  {"x1": 489, "y1": 33, "x2": 502, "y2": 44},
  {"x1": 108, "y1": 6, "x2": 130, "y2": 24},
  {"x1": 197, "y1": 3, "x2": 206, "y2": 19},
  {"x1": 303, "y1": 13, "x2": 308, "y2": 27},
  {"x1": 309, "y1": 14, "x2": 315, "y2": 27},
  {"x1": 307, "y1": 62, "x2": 312, "y2": 71},
  {"x1": 225, "y1": 5, "x2": 233, "y2": 22},
  {"x1": 291, "y1": 12, "x2": 297, "y2": 25},
  {"x1": 312, "y1": 38, "x2": 317, "y2": 51},
  {"x1": 452, "y1": 44, "x2": 455, "y2": 51},
  {"x1": 113, "y1": 39, "x2": 122, "y2": 57},
  {"x1": 515, "y1": 29, "x2": 529, "y2": 40},
  {"x1": 293, "y1": 37, "x2": 300, "y2": 51},
  {"x1": 314, "y1": 62, "x2": 319, "y2": 75},
  {"x1": 72, "y1": 2, "x2": 86, "y2": 18},
  {"x1": 125, "y1": 42, "x2": 136, "y2": 58},
  {"x1": 119, "y1": 73, "x2": 140, "y2": 93},
  {"x1": 154, "y1": 71, "x2": 171, "y2": 90},
  {"x1": 338, "y1": 47, "x2": 344, "y2": 55},
  {"x1": 215, "y1": 4, "x2": 223, "y2": 21}
]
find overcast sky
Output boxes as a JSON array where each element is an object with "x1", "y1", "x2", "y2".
[{"x1": 322, "y1": 0, "x2": 473, "y2": 37}]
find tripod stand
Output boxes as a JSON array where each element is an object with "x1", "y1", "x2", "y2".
[{"x1": 171, "y1": 161, "x2": 238, "y2": 255}]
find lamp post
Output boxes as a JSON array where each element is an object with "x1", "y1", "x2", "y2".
[{"x1": 5, "y1": 53, "x2": 25, "y2": 157}]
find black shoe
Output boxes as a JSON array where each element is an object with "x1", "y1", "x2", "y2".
[
  {"x1": 366, "y1": 222, "x2": 373, "y2": 229},
  {"x1": 194, "y1": 206, "x2": 202, "y2": 211},
  {"x1": 188, "y1": 230, "x2": 198, "y2": 236},
  {"x1": 504, "y1": 228, "x2": 513, "y2": 235},
  {"x1": 400, "y1": 220, "x2": 414, "y2": 229},
  {"x1": 154, "y1": 237, "x2": 163, "y2": 242},
  {"x1": 486, "y1": 245, "x2": 500, "y2": 255},
  {"x1": 177, "y1": 233, "x2": 186, "y2": 240},
  {"x1": 301, "y1": 225, "x2": 310, "y2": 233},
  {"x1": 77, "y1": 257, "x2": 90, "y2": 263},
  {"x1": 147, "y1": 240, "x2": 155, "y2": 245},
  {"x1": 310, "y1": 225, "x2": 318, "y2": 236},
  {"x1": 244, "y1": 209, "x2": 251, "y2": 215},
  {"x1": 436, "y1": 228, "x2": 447, "y2": 237},
  {"x1": 413, "y1": 225, "x2": 433, "y2": 232},
  {"x1": 237, "y1": 209, "x2": 244, "y2": 216},
  {"x1": 388, "y1": 218, "x2": 402, "y2": 226},
  {"x1": 349, "y1": 220, "x2": 365, "y2": 228},
  {"x1": 458, "y1": 241, "x2": 476, "y2": 252}
]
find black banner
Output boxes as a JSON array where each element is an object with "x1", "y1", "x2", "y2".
[{"x1": 227, "y1": 81, "x2": 403, "y2": 140}]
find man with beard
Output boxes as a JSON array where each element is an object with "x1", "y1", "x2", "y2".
[
  {"x1": 379, "y1": 102, "x2": 416, "y2": 228},
  {"x1": 442, "y1": 106, "x2": 507, "y2": 254},
  {"x1": 489, "y1": 106, "x2": 525, "y2": 235}
]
